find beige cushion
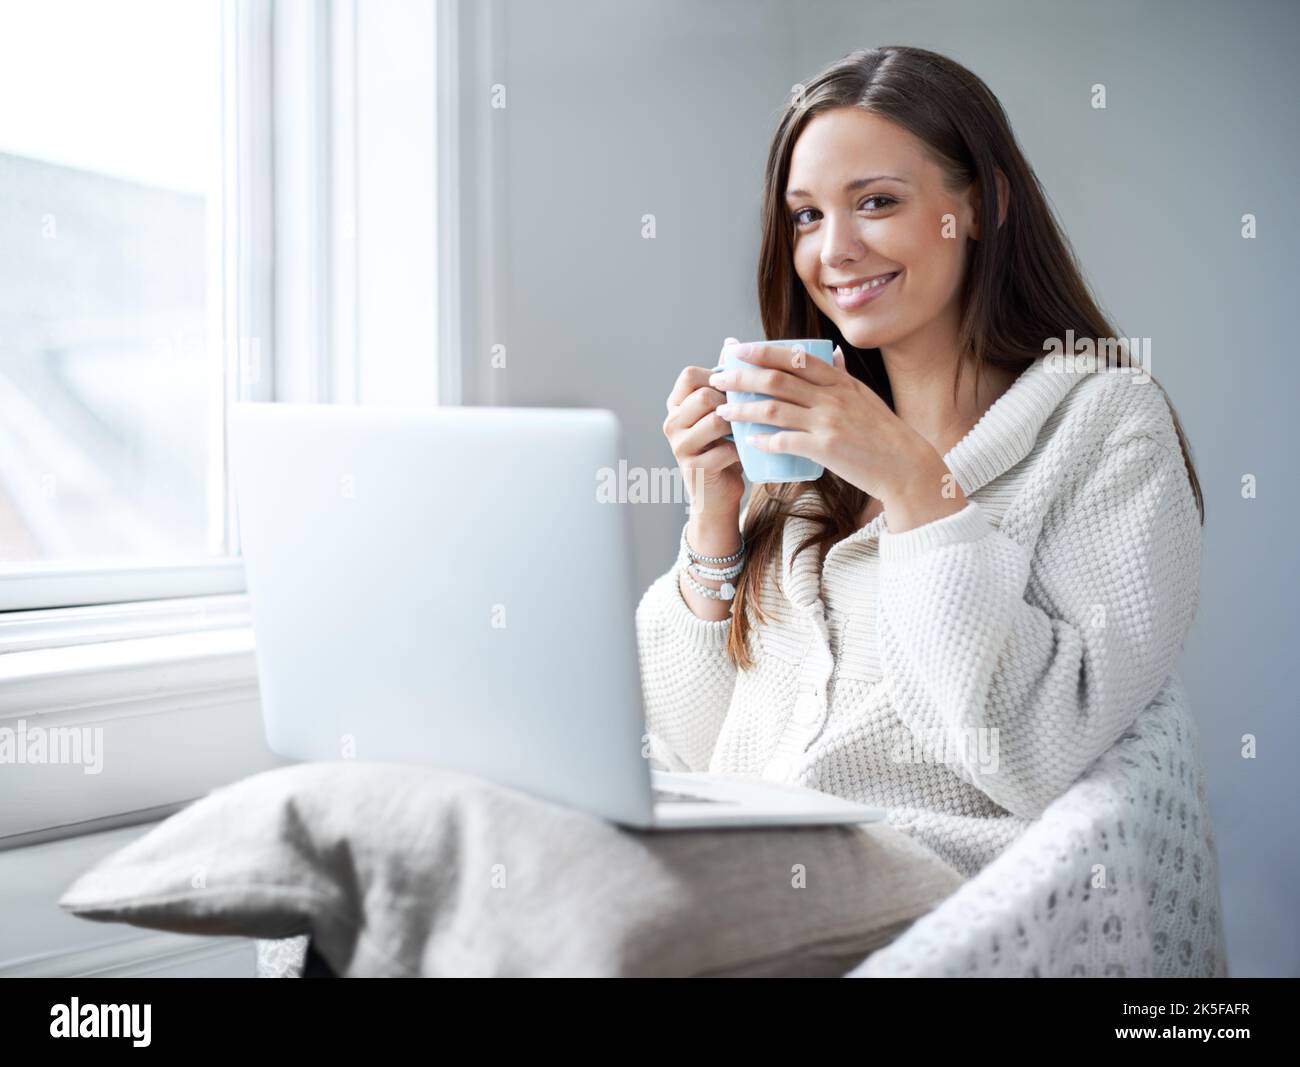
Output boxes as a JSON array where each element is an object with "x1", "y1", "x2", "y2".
[{"x1": 59, "y1": 761, "x2": 964, "y2": 977}]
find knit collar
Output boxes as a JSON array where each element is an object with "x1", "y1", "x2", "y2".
[{"x1": 777, "y1": 353, "x2": 1092, "y2": 609}]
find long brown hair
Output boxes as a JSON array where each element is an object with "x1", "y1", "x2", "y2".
[{"x1": 726, "y1": 44, "x2": 1203, "y2": 670}]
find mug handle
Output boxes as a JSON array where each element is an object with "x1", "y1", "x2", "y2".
[{"x1": 710, "y1": 363, "x2": 735, "y2": 442}]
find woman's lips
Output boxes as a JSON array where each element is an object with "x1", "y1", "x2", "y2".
[{"x1": 828, "y1": 271, "x2": 899, "y2": 310}]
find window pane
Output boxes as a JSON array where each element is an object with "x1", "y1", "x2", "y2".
[{"x1": 0, "y1": 0, "x2": 223, "y2": 567}]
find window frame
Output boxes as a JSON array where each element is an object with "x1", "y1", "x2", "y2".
[
  {"x1": 0, "y1": 0, "x2": 271, "y2": 615},
  {"x1": 0, "y1": 0, "x2": 467, "y2": 629}
]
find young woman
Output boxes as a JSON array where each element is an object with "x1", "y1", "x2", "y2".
[{"x1": 638, "y1": 46, "x2": 1204, "y2": 880}]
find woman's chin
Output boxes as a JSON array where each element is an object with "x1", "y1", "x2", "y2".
[
  {"x1": 839, "y1": 324, "x2": 891, "y2": 350},
  {"x1": 821, "y1": 299, "x2": 905, "y2": 350}
]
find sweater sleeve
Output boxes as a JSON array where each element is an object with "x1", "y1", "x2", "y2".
[
  {"x1": 634, "y1": 546, "x2": 739, "y2": 774},
  {"x1": 874, "y1": 431, "x2": 1202, "y2": 820}
]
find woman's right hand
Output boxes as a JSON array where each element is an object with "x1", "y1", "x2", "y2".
[
  {"x1": 664, "y1": 339, "x2": 747, "y2": 620},
  {"x1": 662, "y1": 338, "x2": 745, "y2": 521}
]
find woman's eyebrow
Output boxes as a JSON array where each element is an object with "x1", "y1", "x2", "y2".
[{"x1": 785, "y1": 175, "x2": 910, "y2": 200}]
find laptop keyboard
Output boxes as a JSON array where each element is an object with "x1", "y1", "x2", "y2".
[{"x1": 652, "y1": 788, "x2": 730, "y2": 805}]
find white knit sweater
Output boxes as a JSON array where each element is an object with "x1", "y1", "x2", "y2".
[{"x1": 635, "y1": 354, "x2": 1203, "y2": 881}]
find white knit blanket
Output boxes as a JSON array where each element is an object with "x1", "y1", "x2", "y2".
[{"x1": 849, "y1": 671, "x2": 1227, "y2": 977}]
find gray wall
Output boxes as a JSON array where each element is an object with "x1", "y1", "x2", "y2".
[{"x1": 463, "y1": 0, "x2": 1300, "y2": 976}]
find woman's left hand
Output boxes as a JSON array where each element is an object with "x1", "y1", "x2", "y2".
[{"x1": 708, "y1": 342, "x2": 965, "y2": 529}]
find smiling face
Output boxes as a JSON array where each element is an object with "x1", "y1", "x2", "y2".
[{"x1": 785, "y1": 107, "x2": 979, "y2": 353}]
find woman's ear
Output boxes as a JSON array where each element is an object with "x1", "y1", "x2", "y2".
[{"x1": 969, "y1": 167, "x2": 1010, "y2": 240}]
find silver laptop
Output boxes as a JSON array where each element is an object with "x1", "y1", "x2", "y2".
[{"x1": 227, "y1": 402, "x2": 884, "y2": 830}]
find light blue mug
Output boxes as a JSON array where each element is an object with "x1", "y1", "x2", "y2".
[{"x1": 712, "y1": 338, "x2": 835, "y2": 484}]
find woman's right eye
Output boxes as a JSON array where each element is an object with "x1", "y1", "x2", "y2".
[{"x1": 791, "y1": 207, "x2": 817, "y2": 227}]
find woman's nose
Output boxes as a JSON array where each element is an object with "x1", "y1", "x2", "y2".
[{"x1": 819, "y1": 211, "x2": 866, "y2": 269}]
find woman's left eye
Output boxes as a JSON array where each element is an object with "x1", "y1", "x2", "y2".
[{"x1": 861, "y1": 195, "x2": 896, "y2": 211}]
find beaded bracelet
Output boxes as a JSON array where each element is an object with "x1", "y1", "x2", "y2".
[
  {"x1": 681, "y1": 566, "x2": 738, "y2": 601},
  {"x1": 688, "y1": 558, "x2": 745, "y2": 582},
  {"x1": 680, "y1": 523, "x2": 745, "y2": 566}
]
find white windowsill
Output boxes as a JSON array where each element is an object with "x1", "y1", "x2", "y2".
[
  {"x1": 0, "y1": 559, "x2": 248, "y2": 613},
  {"x1": 0, "y1": 592, "x2": 253, "y2": 656},
  {"x1": 0, "y1": 623, "x2": 282, "y2": 843},
  {"x1": 0, "y1": 625, "x2": 258, "y2": 718}
]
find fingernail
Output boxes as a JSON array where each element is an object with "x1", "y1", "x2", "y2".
[{"x1": 716, "y1": 403, "x2": 732, "y2": 418}]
